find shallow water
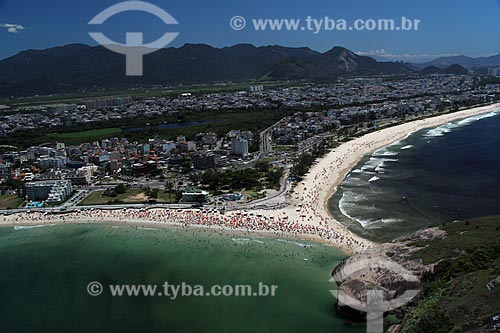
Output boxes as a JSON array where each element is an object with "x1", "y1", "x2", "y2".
[{"x1": 0, "y1": 224, "x2": 363, "y2": 332}]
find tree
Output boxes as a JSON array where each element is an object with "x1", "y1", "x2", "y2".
[
  {"x1": 255, "y1": 160, "x2": 270, "y2": 172},
  {"x1": 114, "y1": 184, "x2": 127, "y2": 194},
  {"x1": 180, "y1": 159, "x2": 192, "y2": 173},
  {"x1": 165, "y1": 181, "x2": 174, "y2": 201}
]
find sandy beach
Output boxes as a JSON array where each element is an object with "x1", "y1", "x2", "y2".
[
  {"x1": 2, "y1": 103, "x2": 500, "y2": 254},
  {"x1": 230, "y1": 102, "x2": 500, "y2": 251}
]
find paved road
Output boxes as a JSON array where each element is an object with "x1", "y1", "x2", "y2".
[
  {"x1": 259, "y1": 119, "x2": 283, "y2": 156},
  {"x1": 0, "y1": 202, "x2": 195, "y2": 215},
  {"x1": 222, "y1": 168, "x2": 291, "y2": 211}
]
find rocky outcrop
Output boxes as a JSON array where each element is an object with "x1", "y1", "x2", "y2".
[{"x1": 332, "y1": 227, "x2": 447, "y2": 321}]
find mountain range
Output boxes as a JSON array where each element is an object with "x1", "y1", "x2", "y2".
[
  {"x1": 415, "y1": 53, "x2": 500, "y2": 69},
  {"x1": 419, "y1": 64, "x2": 469, "y2": 75},
  {"x1": 1, "y1": 43, "x2": 497, "y2": 98},
  {"x1": 0, "y1": 43, "x2": 411, "y2": 98}
]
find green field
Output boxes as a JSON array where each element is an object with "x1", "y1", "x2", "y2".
[
  {"x1": 79, "y1": 189, "x2": 146, "y2": 205},
  {"x1": 0, "y1": 81, "x2": 301, "y2": 108},
  {"x1": 48, "y1": 128, "x2": 122, "y2": 140},
  {"x1": 0, "y1": 195, "x2": 23, "y2": 209},
  {"x1": 272, "y1": 145, "x2": 294, "y2": 152},
  {"x1": 2, "y1": 107, "x2": 292, "y2": 149},
  {"x1": 242, "y1": 189, "x2": 265, "y2": 202},
  {"x1": 155, "y1": 189, "x2": 177, "y2": 203}
]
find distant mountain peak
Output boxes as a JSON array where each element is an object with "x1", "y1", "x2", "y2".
[
  {"x1": 417, "y1": 53, "x2": 500, "y2": 69},
  {"x1": 0, "y1": 43, "x2": 412, "y2": 97}
]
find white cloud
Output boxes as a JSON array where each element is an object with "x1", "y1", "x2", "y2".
[
  {"x1": 0, "y1": 23, "x2": 25, "y2": 33},
  {"x1": 356, "y1": 49, "x2": 460, "y2": 62}
]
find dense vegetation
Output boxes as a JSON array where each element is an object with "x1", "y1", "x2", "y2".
[
  {"x1": 79, "y1": 185, "x2": 177, "y2": 205},
  {"x1": 193, "y1": 161, "x2": 283, "y2": 194},
  {"x1": 0, "y1": 43, "x2": 411, "y2": 98},
  {"x1": 290, "y1": 139, "x2": 336, "y2": 180},
  {"x1": 0, "y1": 108, "x2": 292, "y2": 149},
  {"x1": 0, "y1": 194, "x2": 23, "y2": 209},
  {"x1": 398, "y1": 217, "x2": 500, "y2": 333}
]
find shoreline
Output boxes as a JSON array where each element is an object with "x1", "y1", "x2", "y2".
[
  {"x1": 323, "y1": 104, "x2": 500, "y2": 219},
  {"x1": 291, "y1": 102, "x2": 500, "y2": 243},
  {"x1": 2, "y1": 102, "x2": 500, "y2": 255},
  {"x1": 0, "y1": 216, "x2": 353, "y2": 253},
  {"x1": 238, "y1": 102, "x2": 500, "y2": 253}
]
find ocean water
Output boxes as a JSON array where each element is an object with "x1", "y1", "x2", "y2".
[
  {"x1": 328, "y1": 110, "x2": 500, "y2": 242},
  {"x1": 0, "y1": 224, "x2": 364, "y2": 333}
]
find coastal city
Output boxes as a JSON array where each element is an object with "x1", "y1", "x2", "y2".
[
  {"x1": 0, "y1": 75, "x2": 496, "y2": 134},
  {"x1": 0, "y1": 74, "x2": 499, "y2": 213},
  {"x1": 2, "y1": 1, "x2": 500, "y2": 331}
]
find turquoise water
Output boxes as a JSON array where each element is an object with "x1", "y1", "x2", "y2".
[{"x1": 0, "y1": 224, "x2": 364, "y2": 332}]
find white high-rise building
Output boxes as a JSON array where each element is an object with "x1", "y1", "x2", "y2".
[
  {"x1": 25, "y1": 180, "x2": 73, "y2": 203},
  {"x1": 487, "y1": 67, "x2": 500, "y2": 77},
  {"x1": 231, "y1": 138, "x2": 249, "y2": 157},
  {"x1": 249, "y1": 85, "x2": 264, "y2": 92}
]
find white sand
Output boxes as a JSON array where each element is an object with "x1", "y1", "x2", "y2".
[
  {"x1": 229, "y1": 103, "x2": 500, "y2": 251},
  {"x1": 2, "y1": 103, "x2": 499, "y2": 254}
]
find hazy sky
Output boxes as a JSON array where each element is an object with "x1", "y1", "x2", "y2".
[{"x1": 0, "y1": 0, "x2": 499, "y2": 61}]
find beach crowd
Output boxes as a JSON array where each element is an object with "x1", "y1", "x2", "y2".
[{"x1": 2, "y1": 207, "x2": 370, "y2": 251}]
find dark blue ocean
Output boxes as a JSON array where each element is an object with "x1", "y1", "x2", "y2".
[{"x1": 328, "y1": 110, "x2": 500, "y2": 242}]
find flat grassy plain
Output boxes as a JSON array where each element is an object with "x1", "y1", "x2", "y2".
[
  {"x1": 1, "y1": 108, "x2": 291, "y2": 149},
  {"x1": 79, "y1": 189, "x2": 145, "y2": 205},
  {"x1": 48, "y1": 128, "x2": 122, "y2": 140},
  {"x1": 0, "y1": 81, "x2": 298, "y2": 107},
  {"x1": 0, "y1": 195, "x2": 23, "y2": 209},
  {"x1": 79, "y1": 188, "x2": 178, "y2": 205}
]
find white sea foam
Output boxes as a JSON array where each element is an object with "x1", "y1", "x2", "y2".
[
  {"x1": 231, "y1": 237, "x2": 266, "y2": 245},
  {"x1": 424, "y1": 110, "x2": 500, "y2": 138},
  {"x1": 361, "y1": 157, "x2": 398, "y2": 175},
  {"x1": 343, "y1": 176, "x2": 367, "y2": 187},
  {"x1": 338, "y1": 192, "x2": 380, "y2": 228},
  {"x1": 137, "y1": 227, "x2": 160, "y2": 231},
  {"x1": 14, "y1": 224, "x2": 55, "y2": 230},
  {"x1": 338, "y1": 110, "x2": 500, "y2": 231},
  {"x1": 372, "y1": 147, "x2": 399, "y2": 157},
  {"x1": 339, "y1": 191, "x2": 370, "y2": 205},
  {"x1": 363, "y1": 218, "x2": 404, "y2": 229},
  {"x1": 338, "y1": 194, "x2": 404, "y2": 228},
  {"x1": 231, "y1": 237, "x2": 250, "y2": 243},
  {"x1": 361, "y1": 157, "x2": 399, "y2": 172},
  {"x1": 275, "y1": 239, "x2": 317, "y2": 247}
]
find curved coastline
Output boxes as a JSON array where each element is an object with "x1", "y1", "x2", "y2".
[
  {"x1": 0, "y1": 217, "x2": 341, "y2": 248},
  {"x1": 2, "y1": 103, "x2": 500, "y2": 255},
  {"x1": 320, "y1": 103, "x2": 500, "y2": 235}
]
